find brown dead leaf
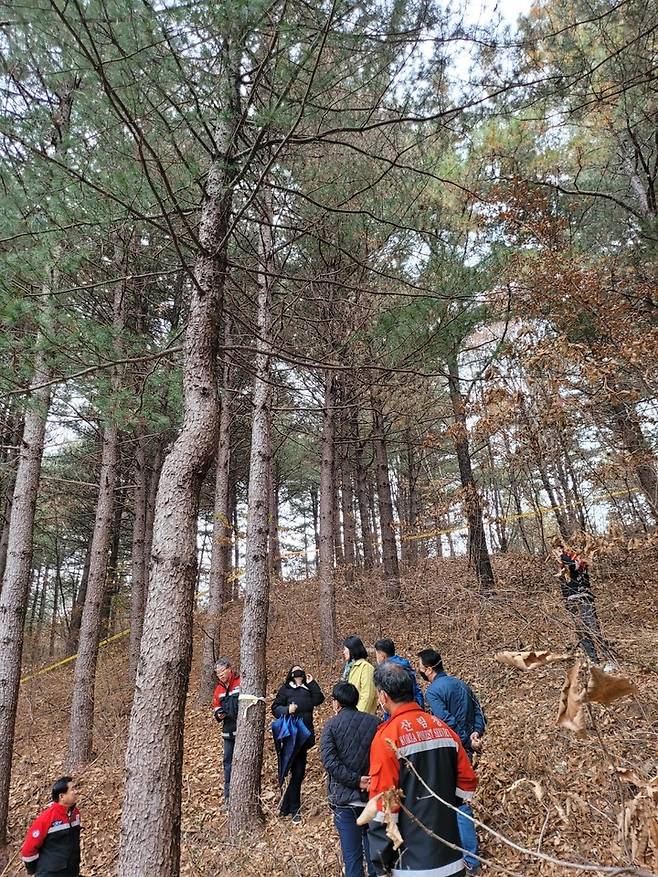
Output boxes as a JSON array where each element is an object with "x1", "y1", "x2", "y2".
[
  {"x1": 357, "y1": 790, "x2": 404, "y2": 850},
  {"x1": 356, "y1": 793, "x2": 382, "y2": 826},
  {"x1": 557, "y1": 661, "x2": 587, "y2": 736},
  {"x1": 495, "y1": 649, "x2": 570, "y2": 670},
  {"x1": 619, "y1": 776, "x2": 658, "y2": 867},
  {"x1": 586, "y1": 665, "x2": 637, "y2": 704}
]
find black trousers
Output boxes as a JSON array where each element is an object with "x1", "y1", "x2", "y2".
[
  {"x1": 565, "y1": 594, "x2": 613, "y2": 663},
  {"x1": 280, "y1": 745, "x2": 309, "y2": 816}
]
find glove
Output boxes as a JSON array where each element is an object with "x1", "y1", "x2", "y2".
[
  {"x1": 213, "y1": 708, "x2": 225, "y2": 724},
  {"x1": 25, "y1": 861, "x2": 38, "y2": 875}
]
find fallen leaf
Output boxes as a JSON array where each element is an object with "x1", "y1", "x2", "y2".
[
  {"x1": 495, "y1": 649, "x2": 571, "y2": 670},
  {"x1": 557, "y1": 661, "x2": 587, "y2": 736},
  {"x1": 586, "y1": 665, "x2": 637, "y2": 704}
]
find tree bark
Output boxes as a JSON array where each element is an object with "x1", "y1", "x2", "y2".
[
  {"x1": 118, "y1": 59, "x2": 239, "y2": 870},
  {"x1": 67, "y1": 534, "x2": 92, "y2": 654},
  {"x1": 198, "y1": 326, "x2": 232, "y2": 704},
  {"x1": 229, "y1": 200, "x2": 274, "y2": 837},
  {"x1": 128, "y1": 426, "x2": 148, "y2": 683},
  {"x1": 446, "y1": 354, "x2": 495, "y2": 590},
  {"x1": 101, "y1": 474, "x2": 125, "y2": 638},
  {"x1": 340, "y1": 441, "x2": 357, "y2": 572},
  {"x1": 371, "y1": 393, "x2": 400, "y2": 601},
  {"x1": 353, "y1": 413, "x2": 374, "y2": 570},
  {"x1": 318, "y1": 371, "x2": 337, "y2": 663},
  {"x1": 67, "y1": 417, "x2": 121, "y2": 769},
  {"x1": 0, "y1": 274, "x2": 56, "y2": 850},
  {"x1": 268, "y1": 458, "x2": 282, "y2": 579},
  {"x1": 0, "y1": 415, "x2": 23, "y2": 589}
]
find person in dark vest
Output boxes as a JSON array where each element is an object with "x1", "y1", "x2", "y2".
[
  {"x1": 211, "y1": 657, "x2": 241, "y2": 804},
  {"x1": 20, "y1": 776, "x2": 81, "y2": 876},
  {"x1": 321, "y1": 682, "x2": 379, "y2": 877},
  {"x1": 272, "y1": 665, "x2": 325, "y2": 823}
]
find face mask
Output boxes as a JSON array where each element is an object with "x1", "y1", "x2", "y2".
[{"x1": 419, "y1": 670, "x2": 429, "y2": 682}]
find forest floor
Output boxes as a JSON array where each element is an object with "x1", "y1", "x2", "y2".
[{"x1": 7, "y1": 550, "x2": 658, "y2": 877}]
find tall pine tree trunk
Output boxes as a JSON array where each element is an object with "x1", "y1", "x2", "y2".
[
  {"x1": 447, "y1": 354, "x2": 494, "y2": 590},
  {"x1": 67, "y1": 534, "x2": 92, "y2": 654},
  {"x1": 353, "y1": 413, "x2": 374, "y2": 570},
  {"x1": 67, "y1": 416, "x2": 121, "y2": 768},
  {"x1": 371, "y1": 393, "x2": 400, "y2": 601},
  {"x1": 0, "y1": 271, "x2": 56, "y2": 853},
  {"x1": 0, "y1": 415, "x2": 23, "y2": 589},
  {"x1": 318, "y1": 371, "x2": 337, "y2": 663},
  {"x1": 118, "y1": 54, "x2": 239, "y2": 871},
  {"x1": 268, "y1": 458, "x2": 282, "y2": 578},
  {"x1": 128, "y1": 427, "x2": 148, "y2": 683},
  {"x1": 229, "y1": 200, "x2": 274, "y2": 837},
  {"x1": 198, "y1": 328, "x2": 232, "y2": 703}
]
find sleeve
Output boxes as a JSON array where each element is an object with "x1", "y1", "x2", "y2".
[
  {"x1": 320, "y1": 723, "x2": 361, "y2": 788},
  {"x1": 367, "y1": 732, "x2": 400, "y2": 874},
  {"x1": 212, "y1": 685, "x2": 224, "y2": 721},
  {"x1": 471, "y1": 689, "x2": 486, "y2": 737},
  {"x1": 355, "y1": 664, "x2": 375, "y2": 713},
  {"x1": 455, "y1": 738, "x2": 478, "y2": 802},
  {"x1": 21, "y1": 810, "x2": 50, "y2": 873},
  {"x1": 271, "y1": 686, "x2": 289, "y2": 718},
  {"x1": 426, "y1": 683, "x2": 459, "y2": 734},
  {"x1": 309, "y1": 679, "x2": 325, "y2": 707}
]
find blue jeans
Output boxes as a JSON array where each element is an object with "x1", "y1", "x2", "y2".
[
  {"x1": 333, "y1": 805, "x2": 375, "y2": 877},
  {"x1": 223, "y1": 736, "x2": 235, "y2": 800},
  {"x1": 457, "y1": 802, "x2": 478, "y2": 870}
]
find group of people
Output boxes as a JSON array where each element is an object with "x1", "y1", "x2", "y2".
[
  {"x1": 212, "y1": 635, "x2": 486, "y2": 876},
  {"x1": 19, "y1": 541, "x2": 618, "y2": 877}
]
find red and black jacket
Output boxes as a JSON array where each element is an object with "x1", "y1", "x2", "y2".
[
  {"x1": 212, "y1": 672, "x2": 240, "y2": 738},
  {"x1": 20, "y1": 801, "x2": 81, "y2": 876},
  {"x1": 367, "y1": 701, "x2": 477, "y2": 877},
  {"x1": 559, "y1": 549, "x2": 592, "y2": 600}
]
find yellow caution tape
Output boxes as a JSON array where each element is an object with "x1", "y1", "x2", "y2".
[{"x1": 20, "y1": 628, "x2": 130, "y2": 684}]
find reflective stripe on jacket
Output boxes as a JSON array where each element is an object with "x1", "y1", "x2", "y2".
[{"x1": 367, "y1": 701, "x2": 477, "y2": 876}]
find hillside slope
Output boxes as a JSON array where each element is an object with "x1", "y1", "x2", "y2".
[{"x1": 7, "y1": 553, "x2": 658, "y2": 876}]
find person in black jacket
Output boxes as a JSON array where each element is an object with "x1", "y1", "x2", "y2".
[
  {"x1": 320, "y1": 683, "x2": 379, "y2": 877},
  {"x1": 272, "y1": 665, "x2": 325, "y2": 823}
]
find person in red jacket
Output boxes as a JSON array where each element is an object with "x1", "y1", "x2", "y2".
[
  {"x1": 212, "y1": 657, "x2": 241, "y2": 804},
  {"x1": 20, "y1": 776, "x2": 81, "y2": 876},
  {"x1": 366, "y1": 661, "x2": 478, "y2": 877}
]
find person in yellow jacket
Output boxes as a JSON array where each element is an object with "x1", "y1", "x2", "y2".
[{"x1": 341, "y1": 635, "x2": 377, "y2": 714}]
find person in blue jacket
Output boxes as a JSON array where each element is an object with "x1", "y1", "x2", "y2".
[
  {"x1": 373, "y1": 638, "x2": 424, "y2": 719},
  {"x1": 417, "y1": 648, "x2": 486, "y2": 875}
]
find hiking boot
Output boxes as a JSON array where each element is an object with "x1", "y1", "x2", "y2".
[{"x1": 291, "y1": 813, "x2": 302, "y2": 825}]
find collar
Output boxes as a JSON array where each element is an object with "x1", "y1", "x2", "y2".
[
  {"x1": 389, "y1": 700, "x2": 422, "y2": 719},
  {"x1": 289, "y1": 681, "x2": 308, "y2": 690}
]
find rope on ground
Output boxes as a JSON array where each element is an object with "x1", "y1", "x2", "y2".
[{"x1": 20, "y1": 628, "x2": 130, "y2": 685}]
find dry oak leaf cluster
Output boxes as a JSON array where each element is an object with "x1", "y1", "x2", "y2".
[
  {"x1": 617, "y1": 772, "x2": 658, "y2": 868},
  {"x1": 494, "y1": 649, "x2": 570, "y2": 670}
]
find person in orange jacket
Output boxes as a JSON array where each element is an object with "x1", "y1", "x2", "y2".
[{"x1": 366, "y1": 661, "x2": 478, "y2": 876}]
